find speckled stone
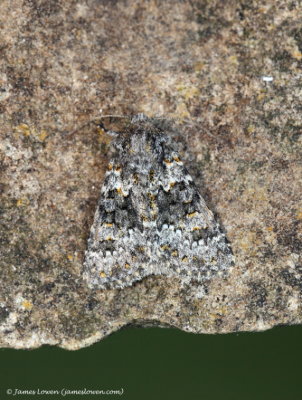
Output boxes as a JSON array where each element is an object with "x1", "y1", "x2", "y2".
[{"x1": 0, "y1": 0, "x2": 301, "y2": 349}]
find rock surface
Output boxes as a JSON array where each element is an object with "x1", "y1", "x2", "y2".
[{"x1": 0, "y1": 0, "x2": 301, "y2": 350}]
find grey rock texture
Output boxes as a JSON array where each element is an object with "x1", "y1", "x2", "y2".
[{"x1": 0, "y1": 0, "x2": 301, "y2": 349}]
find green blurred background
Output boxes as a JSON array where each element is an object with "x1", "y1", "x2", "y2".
[{"x1": 1, "y1": 325, "x2": 301, "y2": 399}]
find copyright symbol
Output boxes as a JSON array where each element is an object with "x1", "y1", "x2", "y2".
[{"x1": 7, "y1": 389, "x2": 12, "y2": 395}]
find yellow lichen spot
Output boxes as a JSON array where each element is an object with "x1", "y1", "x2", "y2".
[
  {"x1": 22, "y1": 300, "x2": 33, "y2": 310},
  {"x1": 247, "y1": 125, "x2": 255, "y2": 134},
  {"x1": 169, "y1": 181, "x2": 176, "y2": 188},
  {"x1": 67, "y1": 254, "x2": 74, "y2": 261},
  {"x1": 257, "y1": 93, "x2": 266, "y2": 101},
  {"x1": 100, "y1": 272, "x2": 106, "y2": 278},
  {"x1": 16, "y1": 198, "x2": 30, "y2": 207},
  {"x1": 173, "y1": 156, "x2": 181, "y2": 162},
  {"x1": 124, "y1": 263, "x2": 130, "y2": 269},
  {"x1": 160, "y1": 244, "x2": 170, "y2": 251},
  {"x1": 176, "y1": 85, "x2": 186, "y2": 92},
  {"x1": 171, "y1": 250, "x2": 178, "y2": 257},
  {"x1": 38, "y1": 130, "x2": 48, "y2": 141},
  {"x1": 187, "y1": 212, "x2": 197, "y2": 218},
  {"x1": 176, "y1": 85, "x2": 199, "y2": 100},
  {"x1": 115, "y1": 166, "x2": 122, "y2": 172},
  {"x1": 108, "y1": 163, "x2": 113, "y2": 171},
  {"x1": 228, "y1": 55, "x2": 238, "y2": 65},
  {"x1": 292, "y1": 51, "x2": 302, "y2": 61},
  {"x1": 267, "y1": 24, "x2": 276, "y2": 31},
  {"x1": 192, "y1": 226, "x2": 201, "y2": 231},
  {"x1": 142, "y1": 215, "x2": 149, "y2": 222},
  {"x1": 104, "y1": 223, "x2": 113, "y2": 227},
  {"x1": 182, "y1": 256, "x2": 188, "y2": 263},
  {"x1": 184, "y1": 87, "x2": 199, "y2": 100},
  {"x1": 16, "y1": 123, "x2": 31, "y2": 136},
  {"x1": 194, "y1": 62, "x2": 205, "y2": 72},
  {"x1": 266, "y1": 226, "x2": 274, "y2": 231},
  {"x1": 164, "y1": 159, "x2": 172, "y2": 165},
  {"x1": 105, "y1": 236, "x2": 113, "y2": 241},
  {"x1": 296, "y1": 210, "x2": 302, "y2": 220}
]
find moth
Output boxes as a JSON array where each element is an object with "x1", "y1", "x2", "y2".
[{"x1": 84, "y1": 114, "x2": 233, "y2": 290}]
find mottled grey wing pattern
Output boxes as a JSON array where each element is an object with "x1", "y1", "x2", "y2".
[{"x1": 84, "y1": 117, "x2": 233, "y2": 290}]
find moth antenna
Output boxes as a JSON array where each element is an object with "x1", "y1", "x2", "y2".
[{"x1": 64, "y1": 114, "x2": 129, "y2": 139}]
